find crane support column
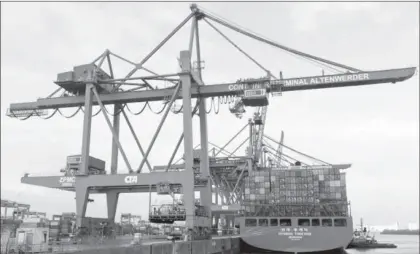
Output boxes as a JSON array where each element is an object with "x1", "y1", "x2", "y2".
[
  {"x1": 194, "y1": 16, "x2": 212, "y2": 221},
  {"x1": 110, "y1": 104, "x2": 121, "y2": 174},
  {"x1": 179, "y1": 50, "x2": 195, "y2": 233},
  {"x1": 80, "y1": 84, "x2": 94, "y2": 175},
  {"x1": 106, "y1": 190, "x2": 119, "y2": 222},
  {"x1": 75, "y1": 185, "x2": 89, "y2": 229}
]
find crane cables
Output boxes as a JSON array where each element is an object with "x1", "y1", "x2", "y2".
[
  {"x1": 9, "y1": 94, "x2": 230, "y2": 121},
  {"x1": 263, "y1": 142, "x2": 310, "y2": 166},
  {"x1": 263, "y1": 135, "x2": 331, "y2": 166},
  {"x1": 198, "y1": 5, "x2": 359, "y2": 74}
]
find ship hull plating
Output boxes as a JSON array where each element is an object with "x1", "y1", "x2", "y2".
[{"x1": 239, "y1": 217, "x2": 353, "y2": 253}]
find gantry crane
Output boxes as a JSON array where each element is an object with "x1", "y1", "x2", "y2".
[
  {"x1": 1, "y1": 199, "x2": 31, "y2": 220},
  {"x1": 276, "y1": 131, "x2": 285, "y2": 168},
  {"x1": 6, "y1": 4, "x2": 416, "y2": 240}
]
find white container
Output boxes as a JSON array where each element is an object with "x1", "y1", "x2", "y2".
[{"x1": 13, "y1": 227, "x2": 49, "y2": 253}]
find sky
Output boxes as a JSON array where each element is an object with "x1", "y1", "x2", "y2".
[{"x1": 1, "y1": 2, "x2": 419, "y2": 227}]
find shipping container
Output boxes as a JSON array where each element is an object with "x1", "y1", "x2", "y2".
[
  {"x1": 242, "y1": 167, "x2": 349, "y2": 216},
  {"x1": 9, "y1": 227, "x2": 50, "y2": 253}
]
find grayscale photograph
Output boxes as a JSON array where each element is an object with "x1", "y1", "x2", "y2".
[{"x1": 1, "y1": 2, "x2": 419, "y2": 254}]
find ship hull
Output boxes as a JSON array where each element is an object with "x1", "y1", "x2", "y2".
[
  {"x1": 239, "y1": 217, "x2": 353, "y2": 253},
  {"x1": 240, "y1": 239, "x2": 346, "y2": 254}
]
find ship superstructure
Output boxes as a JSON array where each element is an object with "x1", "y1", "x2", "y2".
[{"x1": 5, "y1": 3, "x2": 416, "y2": 253}]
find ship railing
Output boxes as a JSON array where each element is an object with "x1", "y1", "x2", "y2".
[
  {"x1": 210, "y1": 157, "x2": 248, "y2": 165},
  {"x1": 0, "y1": 234, "x2": 149, "y2": 254},
  {"x1": 2, "y1": 243, "x2": 52, "y2": 254},
  {"x1": 149, "y1": 204, "x2": 209, "y2": 218},
  {"x1": 0, "y1": 216, "x2": 16, "y2": 220},
  {"x1": 210, "y1": 227, "x2": 240, "y2": 236},
  {"x1": 41, "y1": 235, "x2": 135, "y2": 253}
]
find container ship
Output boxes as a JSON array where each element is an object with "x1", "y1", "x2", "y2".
[
  {"x1": 215, "y1": 106, "x2": 353, "y2": 253},
  {"x1": 152, "y1": 118, "x2": 354, "y2": 253},
  {"x1": 4, "y1": 1, "x2": 417, "y2": 253},
  {"x1": 238, "y1": 163, "x2": 353, "y2": 253},
  {"x1": 148, "y1": 107, "x2": 355, "y2": 252}
]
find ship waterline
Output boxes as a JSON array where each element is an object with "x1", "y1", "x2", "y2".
[{"x1": 239, "y1": 217, "x2": 353, "y2": 253}]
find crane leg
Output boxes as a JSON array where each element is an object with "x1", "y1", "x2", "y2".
[
  {"x1": 75, "y1": 187, "x2": 89, "y2": 231},
  {"x1": 179, "y1": 50, "x2": 195, "y2": 236},
  {"x1": 106, "y1": 190, "x2": 119, "y2": 222},
  {"x1": 110, "y1": 104, "x2": 121, "y2": 174},
  {"x1": 80, "y1": 84, "x2": 93, "y2": 175}
]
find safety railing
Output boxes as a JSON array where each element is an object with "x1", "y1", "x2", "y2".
[
  {"x1": 210, "y1": 227, "x2": 240, "y2": 236},
  {"x1": 149, "y1": 206, "x2": 187, "y2": 223},
  {"x1": 1, "y1": 236, "x2": 136, "y2": 254}
]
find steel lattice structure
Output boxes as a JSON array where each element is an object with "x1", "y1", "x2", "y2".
[{"x1": 6, "y1": 4, "x2": 416, "y2": 240}]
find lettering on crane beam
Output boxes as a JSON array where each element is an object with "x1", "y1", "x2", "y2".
[
  {"x1": 285, "y1": 73, "x2": 370, "y2": 86},
  {"x1": 124, "y1": 176, "x2": 138, "y2": 184},
  {"x1": 59, "y1": 177, "x2": 75, "y2": 183},
  {"x1": 59, "y1": 177, "x2": 75, "y2": 187},
  {"x1": 228, "y1": 82, "x2": 269, "y2": 91}
]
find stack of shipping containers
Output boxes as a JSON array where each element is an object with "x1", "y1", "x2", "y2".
[
  {"x1": 49, "y1": 215, "x2": 62, "y2": 241},
  {"x1": 60, "y1": 213, "x2": 76, "y2": 237},
  {"x1": 243, "y1": 166, "x2": 348, "y2": 217},
  {"x1": 49, "y1": 220, "x2": 60, "y2": 241},
  {"x1": 79, "y1": 217, "x2": 111, "y2": 237},
  {"x1": 120, "y1": 214, "x2": 134, "y2": 235},
  {"x1": 20, "y1": 215, "x2": 48, "y2": 228},
  {"x1": 13, "y1": 215, "x2": 50, "y2": 253}
]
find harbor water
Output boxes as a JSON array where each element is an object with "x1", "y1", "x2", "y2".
[{"x1": 346, "y1": 234, "x2": 419, "y2": 254}]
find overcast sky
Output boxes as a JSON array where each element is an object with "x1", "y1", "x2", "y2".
[{"x1": 1, "y1": 2, "x2": 419, "y2": 228}]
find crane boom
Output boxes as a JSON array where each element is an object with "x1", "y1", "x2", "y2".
[
  {"x1": 276, "y1": 131, "x2": 284, "y2": 167},
  {"x1": 8, "y1": 67, "x2": 416, "y2": 112},
  {"x1": 254, "y1": 106, "x2": 268, "y2": 164}
]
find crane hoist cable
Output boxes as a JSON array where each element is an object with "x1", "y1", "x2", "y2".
[
  {"x1": 147, "y1": 101, "x2": 168, "y2": 114},
  {"x1": 265, "y1": 149, "x2": 294, "y2": 166},
  {"x1": 207, "y1": 13, "x2": 344, "y2": 76},
  {"x1": 264, "y1": 134, "x2": 331, "y2": 165},
  {"x1": 197, "y1": 5, "x2": 360, "y2": 73},
  {"x1": 264, "y1": 143, "x2": 309, "y2": 166},
  {"x1": 79, "y1": 106, "x2": 103, "y2": 117},
  {"x1": 126, "y1": 102, "x2": 148, "y2": 115},
  {"x1": 99, "y1": 104, "x2": 127, "y2": 117},
  {"x1": 33, "y1": 108, "x2": 59, "y2": 120},
  {"x1": 205, "y1": 98, "x2": 213, "y2": 114},
  {"x1": 207, "y1": 15, "x2": 343, "y2": 74},
  {"x1": 58, "y1": 107, "x2": 83, "y2": 119},
  {"x1": 203, "y1": 18, "x2": 275, "y2": 78},
  {"x1": 276, "y1": 131, "x2": 284, "y2": 168}
]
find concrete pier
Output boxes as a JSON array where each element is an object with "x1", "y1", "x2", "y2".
[{"x1": 58, "y1": 236, "x2": 241, "y2": 254}]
